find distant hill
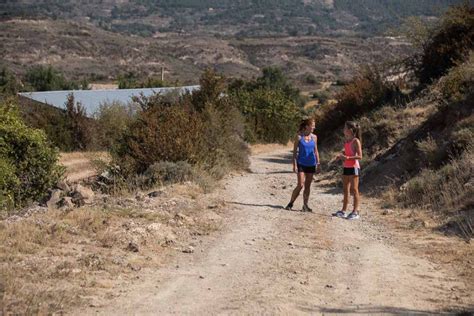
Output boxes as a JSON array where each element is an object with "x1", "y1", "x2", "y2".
[{"x1": 1, "y1": 0, "x2": 470, "y2": 37}]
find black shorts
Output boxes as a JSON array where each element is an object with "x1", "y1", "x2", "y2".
[
  {"x1": 297, "y1": 164, "x2": 316, "y2": 173},
  {"x1": 343, "y1": 168, "x2": 360, "y2": 176}
]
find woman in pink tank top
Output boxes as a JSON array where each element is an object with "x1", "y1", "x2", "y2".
[{"x1": 333, "y1": 121, "x2": 363, "y2": 220}]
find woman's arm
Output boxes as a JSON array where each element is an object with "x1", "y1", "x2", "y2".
[
  {"x1": 292, "y1": 134, "x2": 299, "y2": 173},
  {"x1": 314, "y1": 134, "x2": 321, "y2": 173}
]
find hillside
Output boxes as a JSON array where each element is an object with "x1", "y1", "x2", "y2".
[
  {"x1": 1, "y1": 18, "x2": 412, "y2": 87},
  {"x1": 1, "y1": 0, "x2": 468, "y2": 37}
]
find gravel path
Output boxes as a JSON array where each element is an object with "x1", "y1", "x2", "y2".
[{"x1": 76, "y1": 149, "x2": 472, "y2": 315}]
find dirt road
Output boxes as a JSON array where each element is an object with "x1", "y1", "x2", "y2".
[{"x1": 77, "y1": 149, "x2": 473, "y2": 315}]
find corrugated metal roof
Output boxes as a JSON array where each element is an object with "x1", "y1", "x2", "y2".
[{"x1": 18, "y1": 86, "x2": 200, "y2": 116}]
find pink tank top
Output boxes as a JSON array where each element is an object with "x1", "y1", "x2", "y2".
[{"x1": 344, "y1": 139, "x2": 360, "y2": 168}]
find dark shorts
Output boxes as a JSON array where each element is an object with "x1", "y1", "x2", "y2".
[
  {"x1": 297, "y1": 164, "x2": 316, "y2": 173},
  {"x1": 343, "y1": 168, "x2": 360, "y2": 176}
]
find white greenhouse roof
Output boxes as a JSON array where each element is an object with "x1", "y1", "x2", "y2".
[{"x1": 19, "y1": 85, "x2": 200, "y2": 116}]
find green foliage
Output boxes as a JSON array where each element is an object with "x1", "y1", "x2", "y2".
[
  {"x1": 439, "y1": 52, "x2": 474, "y2": 101},
  {"x1": 0, "y1": 99, "x2": 63, "y2": 210},
  {"x1": 0, "y1": 67, "x2": 20, "y2": 95},
  {"x1": 113, "y1": 101, "x2": 204, "y2": 175},
  {"x1": 25, "y1": 65, "x2": 83, "y2": 91},
  {"x1": 232, "y1": 88, "x2": 300, "y2": 144},
  {"x1": 64, "y1": 94, "x2": 96, "y2": 150},
  {"x1": 118, "y1": 72, "x2": 169, "y2": 89},
  {"x1": 109, "y1": 70, "x2": 249, "y2": 190},
  {"x1": 93, "y1": 101, "x2": 136, "y2": 150},
  {"x1": 416, "y1": 3, "x2": 474, "y2": 85},
  {"x1": 229, "y1": 67, "x2": 303, "y2": 144}
]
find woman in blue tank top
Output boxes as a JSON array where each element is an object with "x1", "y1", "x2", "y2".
[{"x1": 285, "y1": 118, "x2": 321, "y2": 212}]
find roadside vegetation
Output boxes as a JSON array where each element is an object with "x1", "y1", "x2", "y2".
[{"x1": 314, "y1": 3, "x2": 473, "y2": 240}]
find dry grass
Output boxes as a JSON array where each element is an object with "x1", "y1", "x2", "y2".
[
  {"x1": 250, "y1": 142, "x2": 292, "y2": 155},
  {"x1": 0, "y1": 183, "x2": 223, "y2": 314},
  {"x1": 391, "y1": 146, "x2": 474, "y2": 241},
  {"x1": 59, "y1": 151, "x2": 110, "y2": 182}
]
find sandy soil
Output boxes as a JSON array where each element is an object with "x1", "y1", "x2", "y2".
[
  {"x1": 59, "y1": 152, "x2": 108, "y2": 182},
  {"x1": 74, "y1": 149, "x2": 473, "y2": 315}
]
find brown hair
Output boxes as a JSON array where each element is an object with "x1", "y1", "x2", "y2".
[
  {"x1": 299, "y1": 118, "x2": 315, "y2": 133},
  {"x1": 345, "y1": 121, "x2": 362, "y2": 144}
]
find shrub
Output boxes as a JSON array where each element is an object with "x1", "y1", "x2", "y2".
[
  {"x1": 108, "y1": 70, "x2": 249, "y2": 192},
  {"x1": 64, "y1": 94, "x2": 96, "y2": 150},
  {"x1": 144, "y1": 161, "x2": 194, "y2": 186},
  {"x1": 229, "y1": 67, "x2": 303, "y2": 144},
  {"x1": 93, "y1": 101, "x2": 136, "y2": 150},
  {"x1": 0, "y1": 67, "x2": 20, "y2": 95},
  {"x1": 0, "y1": 99, "x2": 63, "y2": 211},
  {"x1": 416, "y1": 4, "x2": 474, "y2": 85},
  {"x1": 118, "y1": 71, "x2": 170, "y2": 89},
  {"x1": 439, "y1": 52, "x2": 474, "y2": 101},
  {"x1": 112, "y1": 102, "x2": 204, "y2": 176},
  {"x1": 232, "y1": 88, "x2": 301, "y2": 144},
  {"x1": 315, "y1": 65, "x2": 398, "y2": 143},
  {"x1": 398, "y1": 146, "x2": 473, "y2": 240},
  {"x1": 415, "y1": 135, "x2": 442, "y2": 167},
  {"x1": 25, "y1": 65, "x2": 81, "y2": 91}
]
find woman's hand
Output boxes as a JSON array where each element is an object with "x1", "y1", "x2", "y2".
[
  {"x1": 293, "y1": 163, "x2": 297, "y2": 173},
  {"x1": 316, "y1": 164, "x2": 322, "y2": 174}
]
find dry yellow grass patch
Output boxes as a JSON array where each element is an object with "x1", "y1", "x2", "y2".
[{"x1": 0, "y1": 184, "x2": 223, "y2": 314}]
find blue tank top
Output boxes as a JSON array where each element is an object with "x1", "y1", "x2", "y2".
[{"x1": 297, "y1": 134, "x2": 317, "y2": 166}]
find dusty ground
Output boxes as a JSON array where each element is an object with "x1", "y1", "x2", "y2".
[
  {"x1": 74, "y1": 148, "x2": 473, "y2": 315},
  {"x1": 59, "y1": 152, "x2": 108, "y2": 182}
]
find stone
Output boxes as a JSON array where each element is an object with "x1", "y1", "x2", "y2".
[
  {"x1": 126, "y1": 242, "x2": 139, "y2": 253},
  {"x1": 182, "y1": 246, "x2": 195, "y2": 253},
  {"x1": 148, "y1": 190, "x2": 164, "y2": 198},
  {"x1": 58, "y1": 197, "x2": 75, "y2": 210},
  {"x1": 56, "y1": 180, "x2": 70, "y2": 192},
  {"x1": 382, "y1": 209, "x2": 394, "y2": 215},
  {"x1": 71, "y1": 184, "x2": 94, "y2": 206},
  {"x1": 47, "y1": 189, "x2": 63, "y2": 209}
]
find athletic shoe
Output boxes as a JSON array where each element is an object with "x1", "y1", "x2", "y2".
[
  {"x1": 332, "y1": 210, "x2": 346, "y2": 218},
  {"x1": 302, "y1": 204, "x2": 313, "y2": 212},
  {"x1": 346, "y1": 212, "x2": 360, "y2": 220},
  {"x1": 285, "y1": 202, "x2": 294, "y2": 211}
]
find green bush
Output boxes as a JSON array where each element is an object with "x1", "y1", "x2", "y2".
[
  {"x1": 64, "y1": 94, "x2": 96, "y2": 150},
  {"x1": 416, "y1": 4, "x2": 474, "y2": 85},
  {"x1": 108, "y1": 70, "x2": 249, "y2": 191},
  {"x1": 0, "y1": 99, "x2": 63, "y2": 211},
  {"x1": 229, "y1": 67, "x2": 302, "y2": 144},
  {"x1": 233, "y1": 88, "x2": 300, "y2": 144},
  {"x1": 112, "y1": 101, "x2": 204, "y2": 176},
  {"x1": 93, "y1": 101, "x2": 136, "y2": 150},
  {"x1": 439, "y1": 52, "x2": 474, "y2": 101},
  {"x1": 24, "y1": 65, "x2": 84, "y2": 91},
  {"x1": 0, "y1": 67, "x2": 20, "y2": 95}
]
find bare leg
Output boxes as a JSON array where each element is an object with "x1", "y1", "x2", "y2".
[
  {"x1": 303, "y1": 172, "x2": 314, "y2": 206},
  {"x1": 351, "y1": 176, "x2": 360, "y2": 213},
  {"x1": 289, "y1": 172, "x2": 305, "y2": 204},
  {"x1": 342, "y1": 175, "x2": 352, "y2": 212}
]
